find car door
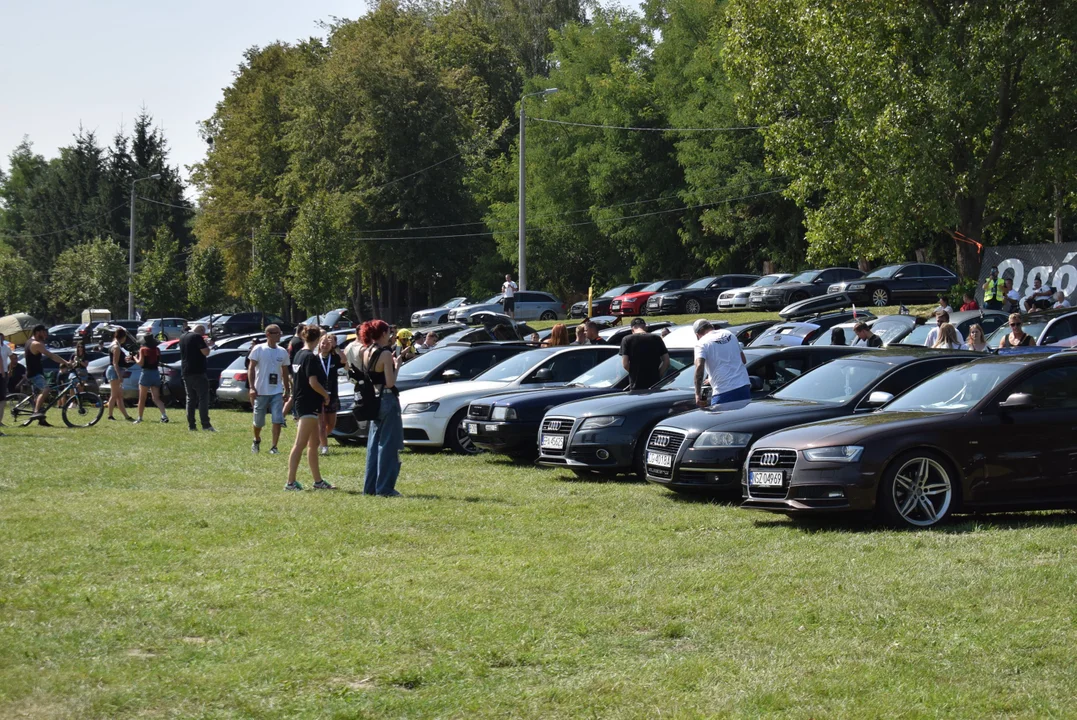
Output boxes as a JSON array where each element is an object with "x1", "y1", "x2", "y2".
[
  {"x1": 857, "y1": 357, "x2": 971, "y2": 411},
  {"x1": 886, "y1": 264, "x2": 920, "y2": 301},
  {"x1": 919, "y1": 264, "x2": 955, "y2": 302},
  {"x1": 1040, "y1": 315, "x2": 1077, "y2": 346},
  {"x1": 523, "y1": 349, "x2": 609, "y2": 386},
  {"x1": 980, "y1": 364, "x2": 1077, "y2": 504}
]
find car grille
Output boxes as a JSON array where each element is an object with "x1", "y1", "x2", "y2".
[
  {"x1": 540, "y1": 416, "x2": 573, "y2": 456},
  {"x1": 610, "y1": 301, "x2": 621, "y2": 311},
  {"x1": 747, "y1": 448, "x2": 796, "y2": 498},
  {"x1": 646, "y1": 428, "x2": 686, "y2": 478},
  {"x1": 469, "y1": 404, "x2": 491, "y2": 420}
]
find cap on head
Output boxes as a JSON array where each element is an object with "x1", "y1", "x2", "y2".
[
  {"x1": 630, "y1": 317, "x2": 648, "y2": 330},
  {"x1": 692, "y1": 319, "x2": 713, "y2": 335}
]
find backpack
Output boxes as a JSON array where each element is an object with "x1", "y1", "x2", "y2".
[{"x1": 352, "y1": 346, "x2": 386, "y2": 422}]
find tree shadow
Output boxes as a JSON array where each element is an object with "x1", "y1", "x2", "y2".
[
  {"x1": 553, "y1": 470, "x2": 644, "y2": 485},
  {"x1": 662, "y1": 491, "x2": 741, "y2": 506},
  {"x1": 753, "y1": 509, "x2": 1077, "y2": 534},
  {"x1": 339, "y1": 490, "x2": 514, "y2": 505}
]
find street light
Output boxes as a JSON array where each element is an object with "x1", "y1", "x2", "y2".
[
  {"x1": 518, "y1": 87, "x2": 558, "y2": 291},
  {"x1": 129, "y1": 173, "x2": 162, "y2": 319}
]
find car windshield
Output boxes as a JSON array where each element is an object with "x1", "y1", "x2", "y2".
[
  {"x1": 482, "y1": 294, "x2": 503, "y2": 304},
  {"x1": 654, "y1": 365, "x2": 698, "y2": 390},
  {"x1": 900, "y1": 323, "x2": 934, "y2": 346},
  {"x1": 773, "y1": 359, "x2": 889, "y2": 404},
  {"x1": 641, "y1": 281, "x2": 668, "y2": 292},
  {"x1": 789, "y1": 270, "x2": 819, "y2": 283},
  {"x1": 752, "y1": 275, "x2": 785, "y2": 287},
  {"x1": 986, "y1": 319, "x2": 1046, "y2": 347},
  {"x1": 685, "y1": 277, "x2": 715, "y2": 290},
  {"x1": 865, "y1": 265, "x2": 901, "y2": 279},
  {"x1": 396, "y1": 346, "x2": 464, "y2": 379},
  {"x1": 885, "y1": 362, "x2": 1023, "y2": 412},
  {"x1": 568, "y1": 355, "x2": 627, "y2": 388},
  {"x1": 600, "y1": 285, "x2": 632, "y2": 299},
  {"x1": 443, "y1": 297, "x2": 468, "y2": 309},
  {"x1": 871, "y1": 318, "x2": 912, "y2": 345},
  {"x1": 473, "y1": 349, "x2": 547, "y2": 382}
]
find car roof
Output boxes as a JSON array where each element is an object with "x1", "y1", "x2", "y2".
[{"x1": 829, "y1": 346, "x2": 977, "y2": 367}]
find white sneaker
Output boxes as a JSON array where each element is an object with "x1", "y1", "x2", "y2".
[{"x1": 320, "y1": 446, "x2": 329, "y2": 456}]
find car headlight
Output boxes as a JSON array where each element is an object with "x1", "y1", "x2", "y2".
[
  {"x1": 403, "y1": 402, "x2": 439, "y2": 414},
  {"x1": 693, "y1": 431, "x2": 752, "y2": 448},
  {"x1": 491, "y1": 407, "x2": 517, "y2": 421},
  {"x1": 846, "y1": 283, "x2": 866, "y2": 291},
  {"x1": 580, "y1": 416, "x2": 625, "y2": 430},
  {"x1": 802, "y1": 446, "x2": 863, "y2": 463}
]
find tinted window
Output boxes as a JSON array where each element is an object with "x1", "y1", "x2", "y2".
[
  {"x1": 1010, "y1": 366, "x2": 1077, "y2": 409},
  {"x1": 869, "y1": 359, "x2": 968, "y2": 402},
  {"x1": 599, "y1": 285, "x2": 632, "y2": 299},
  {"x1": 865, "y1": 265, "x2": 902, "y2": 279},
  {"x1": 397, "y1": 347, "x2": 464, "y2": 379},
  {"x1": 896, "y1": 265, "x2": 922, "y2": 278},
  {"x1": 474, "y1": 349, "x2": 548, "y2": 382},
  {"x1": 920, "y1": 264, "x2": 953, "y2": 278},
  {"x1": 885, "y1": 362, "x2": 1023, "y2": 412},
  {"x1": 527, "y1": 350, "x2": 598, "y2": 383},
  {"x1": 772, "y1": 358, "x2": 889, "y2": 404},
  {"x1": 1041, "y1": 316, "x2": 1077, "y2": 345},
  {"x1": 685, "y1": 277, "x2": 716, "y2": 289},
  {"x1": 571, "y1": 355, "x2": 627, "y2": 388},
  {"x1": 754, "y1": 356, "x2": 808, "y2": 394},
  {"x1": 449, "y1": 349, "x2": 518, "y2": 379},
  {"x1": 839, "y1": 269, "x2": 864, "y2": 280}
]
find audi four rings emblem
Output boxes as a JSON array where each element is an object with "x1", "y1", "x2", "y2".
[
  {"x1": 653, "y1": 435, "x2": 670, "y2": 447},
  {"x1": 548, "y1": 420, "x2": 561, "y2": 431},
  {"x1": 760, "y1": 452, "x2": 780, "y2": 466}
]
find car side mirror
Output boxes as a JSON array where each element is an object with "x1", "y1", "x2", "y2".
[
  {"x1": 442, "y1": 369, "x2": 461, "y2": 382},
  {"x1": 864, "y1": 391, "x2": 894, "y2": 408},
  {"x1": 533, "y1": 368, "x2": 554, "y2": 382},
  {"x1": 893, "y1": 273, "x2": 904, "y2": 279},
  {"x1": 999, "y1": 392, "x2": 1035, "y2": 410},
  {"x1": 748, "y1": 375, "x2": 764, "y2": 391}
]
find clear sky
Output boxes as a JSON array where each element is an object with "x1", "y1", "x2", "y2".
[{"x1": 0, "y1": 0, "x2": 366, "y2": 192}]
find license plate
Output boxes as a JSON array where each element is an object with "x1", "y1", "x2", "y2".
[
  {"x1": 467, "y1": 423, "x2": 479, "y2": 435},
  {"x1": 541, "y1": 434, "x2": 565, "y2": 450},
  {"x1": 485, "y1": 424, "x2": 498, "y2": 433},
  {"x1": 646, "y1": 451, "x2": 673, "y2": 468},
  {"x1": 749, "y1": 471, "x2": 784, "y2": 487},
  {"x1": 220, "y1": 379, "x2": 233, "y2": 387}
]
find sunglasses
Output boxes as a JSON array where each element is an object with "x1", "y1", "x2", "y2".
[{"x1": 1009, "y1": 322, "x2": 1021, "y2": 327}]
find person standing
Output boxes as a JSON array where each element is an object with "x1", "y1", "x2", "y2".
[
  {"x1": 502, "y1": 274, "x2": 518, "y2": 319},
  {"x1": 999, "y1": 314, "x2": 1035, "y2": 348},
  {"x1": 248, "y1": 324, "x2": 291, "y2": 454},
  {"x1": 179, "y1": 324, "x2": 214, "y2": 432},
  {"x1": 959, "y1": 293, "x2": 979, "y2": 312},
  {"x1": 286, "y1": 325, "x2": 336, "y2": 491},
  {"x1": 0, "y1": 331, "x2": 10, "y2": 435},
  {"x1": 853, "y1": 322, "x2": 883, "y2": 348},
  {"x1": 25, "y1": 325, "x2": 71, "y2": 425},
  {"x1": 924, "y1": 311, "x2": 964, "y2": 347},
  {"x1": 962, "y1": 324, "x2": 990, "y2": 352},
  {"x1": 317, "y1": 332, "x2": 346, "y2": 456},
  {"x1": 583, "y1": 321, "x2": 604, "y2": 344},
  {"x1": 931, "y1": 323, "x2": 962, "y2": 350},
  {"x1": 620, "y1": 318, "x2": 669, "y2": 391},
  {"x1": 134, "y1": 334, "x2": 169, "y2": 423},
  {"x1": 692, "y1": 319, "x2": 750, "y2": 407},
  {"x1": 982, "y1": 266, "x2": 1004, "y2": 311},
  {"x1": 283, "y1": 323, "x2": 307, "y2": 420},
  {"x1": 105, "y1": 328, "x2": 135, "y2": 422},
  {"x1": 361, "y1": 320, "x2": 404, "y2": 497},
  {"x1": 572, "y1": 325, "x2": 588, "y2": 345}
]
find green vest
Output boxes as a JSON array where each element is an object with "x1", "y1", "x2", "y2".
[{"x1": 984, "y1": 277, "x2": 1004, "y2": 302}]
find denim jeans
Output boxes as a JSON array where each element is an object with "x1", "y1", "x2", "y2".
[
  {"x1": 184, "y1": 373, "x2": 212, "y2": 429},
  {"x1": 711, "y1": 384, "x2": 751, "y2": 406},
  {"x1": 364, "y1": 392, "x2": 403, "y2": 495}
]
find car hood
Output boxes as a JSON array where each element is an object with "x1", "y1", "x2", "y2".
[
  {"x1": 616, "y1": 291, "x2": 656, "y2": 301},
  {"x1": 721, "y1": 285, "x2": 758, "y2": 296},
  {"x1": 758, "y1": 410, "x2": 959, "y2": 449},
  {"x1": 414, "y1": 306, "x2": 450, "y2": 316},
  {"x1": 452, "y1": 302, "x2": 496, "y2": 314},
  {"x1": 760, "y1": 281, "x2": 813, "y2": 294},
  {"x1": 489, "y1": 386, "x2": 624, "y2": 416},
  {"x1": 656, "y1": 398, "x2": 829, "y2": 434},
  {"x1": 398, "y1": 380, "x2": 510, "y2": 405},
  {"x1": 549, "y1": 388, "x2": 695, "y2": 419}
]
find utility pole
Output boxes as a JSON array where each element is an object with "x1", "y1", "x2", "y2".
[
  {"x1": 128, "y1": 173, "x2": 161, "y2": 319},
  {"x1": 518, "y1": 88, "x2": 558, "y2": 291}
]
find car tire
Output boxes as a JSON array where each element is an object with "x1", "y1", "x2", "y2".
[
  {"x1": 791, "y1": 291, "x2": 809, "y2": 303},
  {"x1": 871, "y1": 287, "x2": 890, "y2": 307},
  {"x1": 445, "y1": 408, "x2": 480, "y2": 455},
  {"x1": 878, "y1": 449, "x2": 957, "y2": 529},
  {"x1": 540, "y1": 311, "x2": 557, "y2": 321},
  {"x1": 438, "y1": 315, "x2": 448, "y2": 323},
  {"x1": 685, "y1": 299, "x2": 701, "y2": 314}
]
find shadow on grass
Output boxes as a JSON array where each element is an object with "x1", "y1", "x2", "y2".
[
  {"x1": 339, "y1": 489, "x2": 515, "y2": 504},
  {"x1": 552, "y1": 470, "x2": 644, "y2": 485},
  {"x1": 662, "y1": 491, "x2": 741, "y2": 506},
  {"x1": 752, "y1": 509, "x2": 1077, "y2": 534}
]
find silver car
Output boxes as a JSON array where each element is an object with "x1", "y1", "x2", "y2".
[
  {"x1": 216, "y1": 355, "x2": 250, "y2": 407},
  {"x1": 411, "y1": 297, "x2": 472, "y2": 327},
  {"x1": 448, "y1": 291, "x2": 564, "y2": 322},
  {"x1": 137, "y1": 317, "x2": 186, "y2": 341},
  {"x1": 717, "y1": 274, "x2": 793, "y2": 311}
]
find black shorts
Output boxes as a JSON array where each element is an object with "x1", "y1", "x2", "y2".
[
  {"x1": 325, "y1": 397, "x2": 340, "y2": 414},
  {"x1": 0, "y1": 381, "x2": 6, "y2": 401},
  {"x1": 503, "y1": 297, "x2": 515, "y2": 312}
]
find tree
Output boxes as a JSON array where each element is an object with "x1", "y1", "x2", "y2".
[
  {"x1": 0, "y1": 251, "x2": 43, "y2": 317},
  {"x1": 132, "y1": 227, "x2": 187, "y2": 317},
  {"x1": 47, "y1": 237, "x2": 127, "y2": 317},
  {"x1": 246, "y1": 223, "x2": 287, "y2": 315},
  {"x1": 187, "y1": 244, "x2": 229, "y2": 314},
  {"x1": 724, "y1": 0, "x2": 1077, "y2": 276},
  {"x1": 285, "y1": 198, "x2": 351, "y2": 315}
]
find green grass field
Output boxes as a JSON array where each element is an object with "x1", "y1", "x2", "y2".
[{"x1": 2, "y1": 398, "x2": 1076, "y2": 718}]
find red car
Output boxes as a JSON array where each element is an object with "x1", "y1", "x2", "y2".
[{"x1": 610, "y1": 279, "x2": 689, "y2": 316}]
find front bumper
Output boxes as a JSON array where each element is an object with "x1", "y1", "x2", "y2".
[
  {"x1": 467, "y1": 420, "x2": 538, "y2": 454},
  {"x1": 411, "y1": 315, "x2": 437, "y2": 327},
  {"x1": 749, "y1": 295, "x2": 786, "y2": 310},
  {"x1": 536, "y1": 420, "x2": 637, "y2": 471},
  {"x1": 613, "y1": 302, "x2": 643, "y2": 316},
  {"x1": 740, "y1": 458, "x2": 877, "y2": 513},
  {"x1": 216, "y1": 381, "x2": 248, "y2": 405},
  {"x1": 332, "y1": 411, "x2": 369, "y2": 442},
  {"x1": 401, "y1": 411, "x2": 448, "y2": 447},
  {"x1": 718, "y1": 297, "x2": 750, "y2": 310},
  {"x1": 647, "y1": 298, "x2": 680, "y2": 314},
  {"x1": 646, "y1": 445, "x2": 745, "y2": 492}
]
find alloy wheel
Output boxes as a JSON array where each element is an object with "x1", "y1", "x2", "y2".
[
  {"x1": 540, "y1": 311, "x2": 557, "y2": 321},
  {"x1": 685, "y1": 299, "x2": 701, "y2": 314},
  {"x1": 890, "y1": 456, "x2": 952, "y2": 527},
  {"x1": 872, "y1": 288, "x2": 890, "y2": 306}
]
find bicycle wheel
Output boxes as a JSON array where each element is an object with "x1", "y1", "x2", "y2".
[
  {"x1": 11, "y1": 394, "x2": 37, "y2": 426},
  {"x1": 62, "y1": 392, "x2": 104, "y2": 428}
]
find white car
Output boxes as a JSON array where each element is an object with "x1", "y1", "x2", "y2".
[
  {"x1": 137, "y1": 317, "x2": 187, "y2": 341},
  {"x1": 717, "y1": 273, "x2": 793, "y2": 311},
  {"x1": 399, "y1": 345, "x2": 618, "y2": 454},
  {"x1": 411, "y1": 297, "x2": 472, "y2": 327}
]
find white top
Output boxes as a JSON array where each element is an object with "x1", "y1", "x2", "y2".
[
  {"x1": 933, "y1": 305, "x2": 955, "y2": 316},
  {"x1": 1028, "y1": 284, "x2": 1054, "y2": 298},
  {"x1": 502, "y1": 280, "x2": 518, "y2": 298},
  {"x1": 1053, "y1": 299, "x2": 1071, "y2": 309},
  {"x1": 924, "y1": 326, "x2": 965, "y2": 347},
  {"x1": 248, "y1": 344, "x2": 290, "y2": 396},
  {"x1": 695, "y1": 328, "x2": 749, "y2": 394},
  {"x1": 0, "y1": 343, "x2": 10, "y2": 374}
]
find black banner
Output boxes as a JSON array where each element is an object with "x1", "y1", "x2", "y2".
[{"x1": 978, "y1": 242, "x2": 1077, "y2": 303}]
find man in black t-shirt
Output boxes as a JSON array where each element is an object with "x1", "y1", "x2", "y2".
[
  {"x1": 619, "y1": 318, "x2": 669, "y2": 391},
  {"x1": 179, "y1": 324, "x2": 213, "y2": 431},
  {"x1": 853, "y1": 322, "x2": 883, "y2": 348}
]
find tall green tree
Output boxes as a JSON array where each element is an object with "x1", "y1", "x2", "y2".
[
  {"x1": 0, "y1": 251, "x2": 43, "y2": 317},
  {"x1": 47, "y1": 237, "x2": 127, "y2": 317},
  {"x1": 132, "y1": 227, "x2": 187, "y2": 317},
  {"x1": 187, "y1": 244, "x2": 229, "y2": 314},
  {"x1": 285, "y1": 198, "x2": 352, "y2": 315},
  {"x1": 245, "y1": 223, "x2": 287, "y2": 315},
  {"x1": 724, "y1": 0, "x2": 1077, "y2": 275}
]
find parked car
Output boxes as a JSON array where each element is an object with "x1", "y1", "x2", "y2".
[
  {"x1": 827, "y1": 262, "x2": 957, "y2": 307},
  {"x1": 211, "y1": 312, "x2": 290, "y2": 338},
  {"x1": 982, "y1": 307, "x2": 1077, "y2": 348},
  {"x1": 897, "y1": 310, "x2": 1008, "y2": 346},
  {"x1": 646, "y1": 275, "x2": 760, "y2": 315},
  {"x1": 160, "y1": 349, "x2": 246, "y2": 406},
  {"x1": 92, "y1": 320, "x2": 141, "y2": 345},
  {"x1": 216, "y1": 355, "x2": 252, "y2": 407},
  {"x1": 749, "y1": 310, "x2": 877, "y2": 347},
  {"x1": 610, "y1": 280, "x2": 688, "y2": 316},
  {"x1": 749, "y1": 268, "x2": 864, "y2": 311},
  {"x1": 569, "y1": 284, "x2": 651, "y2": 318},
  {"x1": 449, "y1": 292, "x2": 564, "y2": 322},
  {"x1": 537, "y1": 345, "x2": 868, "y2": 478},
  {"x1": 74, "y1": 321, "x2": 110, "y2": 346},
  {"x1": 439, "y1": 314, "x2": 539, "y2": 343},
  {"x1": 300, "y1": 309, "x2": 353, "y2": 330},
  {"x1": 398, "y1": 345, "x2": 619, "y2": 454},
  {"x1": 644, "y1": 348, "x2": 976, "y2": 495},
  {"x1": 45, "y1": 324, "x2": 81, "y2": 348},
  {"x1": 411, "y1": 297, "x2": 474, "y2": 326},
  {"x1": 136, "y1": 317, "x2": 186, "y2": 342},
  {"x1": 718, "y1": 274, "x2": 794, "y2": 311},
  {"x1": 741, "y1": 353, "x2": 1077, "y2": 528}
]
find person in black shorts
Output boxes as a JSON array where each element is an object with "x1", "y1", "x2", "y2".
[
  {"x1": 316, "y1": 332, "x2": 346, "y2": 456},
  {"x1": 286, "y1": 325, "x2": 336, "y2": 491}
]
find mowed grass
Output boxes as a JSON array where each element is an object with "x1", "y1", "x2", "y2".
[{"x1": 3, "y1": 362, "x2": 1077, "y2": 717}]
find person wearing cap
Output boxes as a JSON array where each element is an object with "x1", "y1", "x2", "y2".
[
  {"x1": 619, "y1": 318, "x2": 668, "y2": 391},
  {"x1": 393, "y1": 328, "x2": 412, "y2": 364},
  {"x1": 693, "y1": 319, "x2": 750, "y2": 408}
]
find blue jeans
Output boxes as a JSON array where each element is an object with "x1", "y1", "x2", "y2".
[
  {"x1": 364, "y1": 393, "x2": 403, "y2": 495},
  {"x1": 711, "y1": 384, "x2": 751, "y2": 406}
]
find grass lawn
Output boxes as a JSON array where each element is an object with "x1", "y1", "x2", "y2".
[{"x1": 3, "y1": 371, "x2": 1076, "y2": 717}]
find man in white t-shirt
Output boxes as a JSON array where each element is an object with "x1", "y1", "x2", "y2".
[
  {"x1": 502, "y1": 274, "x2": 518, "y2": 318},
  {"x1": 0, "y1": 332, "x2": 11, "y2": 435},
  {"x1": 248, "y1": 324, "x2": 292, "y2": 454},
  {"x1": 1052, "y1": 291, "x2": 1071, "y2": 309},
  {"x1": 1023, "y1": 276, "x2": 1054, "y2": 312},
  {"x1": 923, "y1": 311, "x2": 965, "y2": 347},
  {"x1": 693, "y1": 319, "x2": 750, "y2": 407}
]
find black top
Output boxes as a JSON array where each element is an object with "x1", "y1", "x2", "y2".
[
  {"x1": 365, "y1": 347, "x2": 389, "y2": 387},
  {"x1": 1001, "y1": 333, "x2": 1034, "y2": 348},
  {"x1": 319, "y1": 352, "x2": 342, "y2": 399},
  {"x1": 866, "y1": 334, "x2": 883, "y2": 348},
  {"x1": 179, "y1": 332, "x2": 208, "y2": 376},
  {"x1": 620, "y1": 332, "x2": 667, "y2": 391},
  {"x1": 292, "y1": 348, "x2": 328, "y2": 416},
  {"x1": 25, "y1": 345, "x2": 44, "y2": 377},
  {"x1": 287, "y1": 336, "x2": 305, "y2": 363}
]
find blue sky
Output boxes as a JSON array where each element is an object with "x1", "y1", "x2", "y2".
[{"x1": 0, "y1": 0, "x2": 365, "y2": 189}]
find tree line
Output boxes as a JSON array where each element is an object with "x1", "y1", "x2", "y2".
[{"x1": 3, "y1": 0, "x2": 1075, "y2": 324}]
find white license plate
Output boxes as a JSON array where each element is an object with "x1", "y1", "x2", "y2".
[
  {"x1": 220, "y1": 379, "x2": 233, "y2": 387},
  {"x1": 541, "y1": 434, "x2": 565, "y2": 450},
  {"x1": 467, "y1": 423, "x2": 479, "y2": 435},
  {"x1": 749, "y1": 471, "x2": 784, "y2": 487},
  {"x1": 485, "y1": 424, "x2": 499, "y2": 432},
  {"x1": 646, "y1": 451, "x2": 673, "y2": 468}
]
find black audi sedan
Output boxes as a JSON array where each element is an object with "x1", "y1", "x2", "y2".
[
  {"x1": 537, "y1": 345, "x2": 868, "y2": 478},
  {"x1": 570, "y1": 283, "x2": 651, "y2": 318},
  {"x1": 749, "y1": 267, "x2": 864, "y2": 311},
  {"x1": 749, "y1": 310, "x2": 877, "y2": 347},
  {"x1": 741, "y1": 353, "x2": 1077, "y2": 528},
  {"x1": 826, "y1": 262, "x2": 957, "y2": 307},
  {"x1": 645, "y1": 274, "x2": 760, "y2": 315},
  {"x1": 644, "y1": 348, "x2": 976, "y2": 495}
]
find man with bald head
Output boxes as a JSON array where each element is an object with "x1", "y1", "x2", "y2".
[{"x1": 180, "y1": 323, "x2": 214, "y2": 432}]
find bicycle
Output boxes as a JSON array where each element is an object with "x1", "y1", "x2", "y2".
[{"x1": 10, "y1": 369, "x2": 104, "y2": 428}]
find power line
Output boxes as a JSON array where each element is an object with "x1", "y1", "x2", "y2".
[{"x1": 527, "y1": 117, "x2": 768, "y2": 132}]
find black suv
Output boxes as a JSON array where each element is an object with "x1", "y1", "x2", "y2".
[
  {"x1": 211, "y1": 312, "x2": 291, "y2": 338},
  {"x1": 646, "y1": 275, "x2": 760, "y2": 315},
  {"x1": 749, "y1": 268, "x2": 864, "y2": 311},
  {"x1": 827, "y1": 262, "x2": 957, "y2": 307}
]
